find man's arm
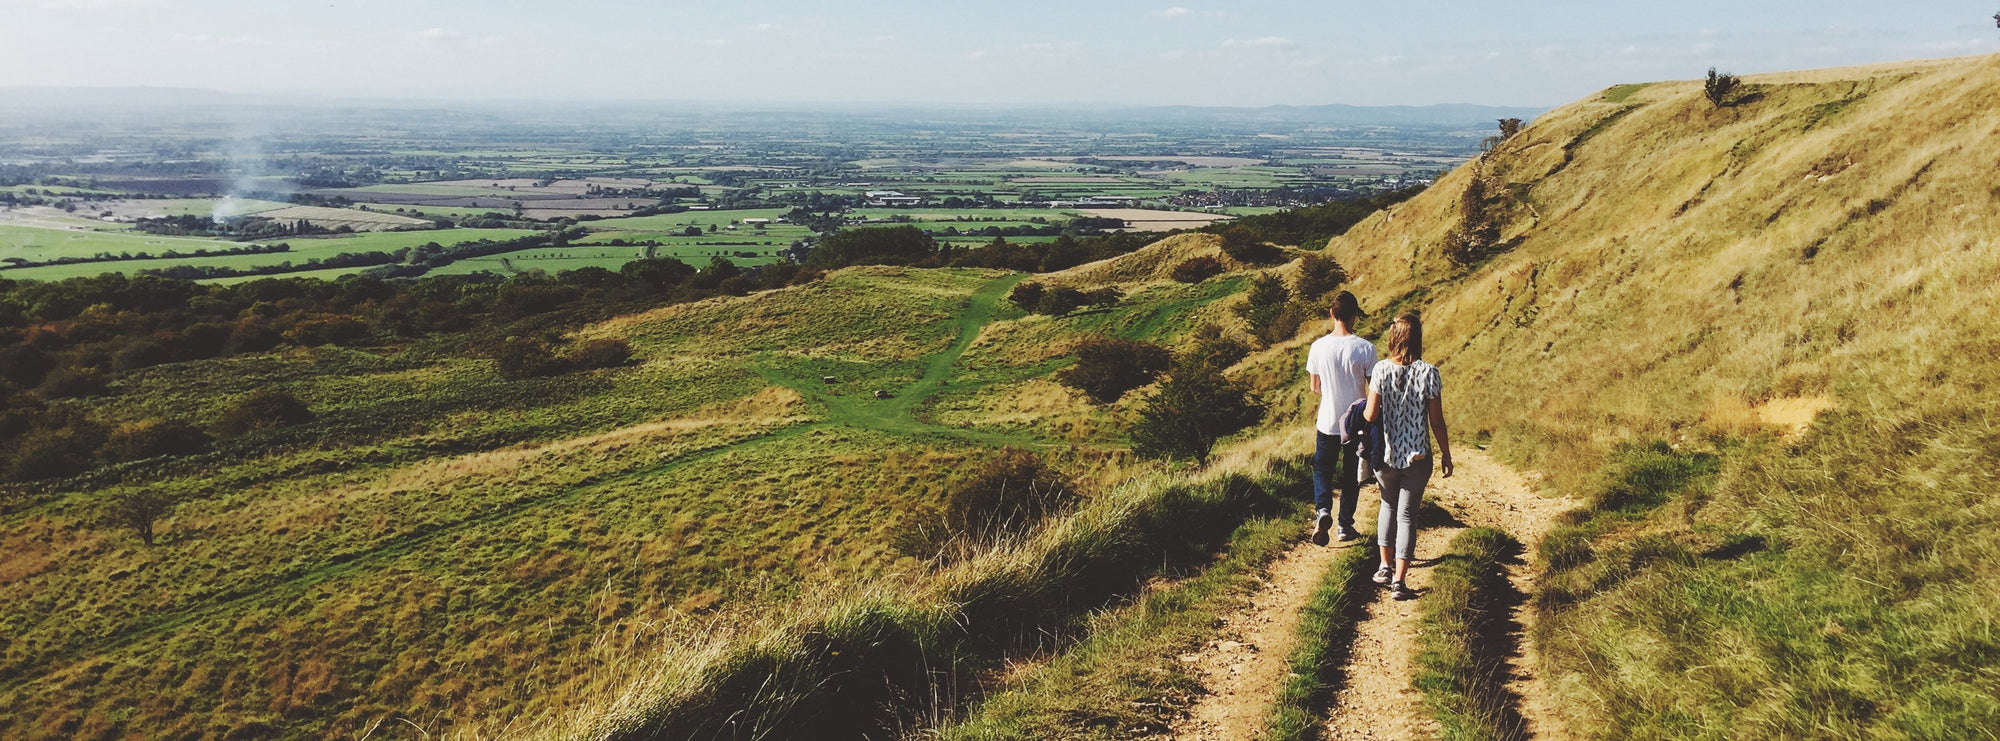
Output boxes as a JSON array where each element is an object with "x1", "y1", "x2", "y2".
[{"x1": 1310, "y1": 373, "x2": 1322, "y2": 395}]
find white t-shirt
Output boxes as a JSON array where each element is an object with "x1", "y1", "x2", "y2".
[{"x1": 1306, "y1": 333, "x2": 1377, "y2": 436}]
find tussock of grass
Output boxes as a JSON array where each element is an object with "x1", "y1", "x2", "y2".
[
  {"x1": 1413, "y1": 527, "x2": 1525, "y2": 741},
  {"x1": 1264, "y1": 536, "x2": 1376, "y2": 741},
  {"x1": 555, "y1": 455, "x2": 1314, "y2": 740}
]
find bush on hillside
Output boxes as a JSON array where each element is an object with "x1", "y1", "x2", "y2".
[
  {"x1": 1218, "y1": 225, "x2": 1284, "y2": 265},
  {"x1": 37, "y1": 367, "x2": 108, "y2": 399},
  {"x1": 0, "y1": 345, "x2": 54, "y2": 389},
  {"x1": 1704, "y1": 68, "x2": 1740, "y2": 108},
  {"x1": 213, "y1": 388, "x2": 313, "y2": 439},
  {"x1": 805, "y1": 225, "x2": 938, "y2": 268},
  {"x1": 1292, "y1": 253, "x2": 1347, "y2": 302},
  {"x1": 6, "y1": 415, "x2": 107, "y2": 481},
  {"x1": 567, "y1": 338, "x2": 632, "y2": 371},
  {"x1": 100, "y1": 418, "x2": 210, "y2": 462},
  {"x1": 893, "y1": 448, "x2": 1079, "y2": 558},
  {"x1": 1170, "y1": 256, "x2": 1225, "y2": 283},
  {"x1": 1055, "y1": 335, "x2": 1173, "y2": 404},
  {"x1": 1008, "y1": 281, "x2": 1045, "y2": 312},
  {"x1": 1235, "y1": 273, "x2": 1302, "y2": 346},
  {"x1": 1179, "y1": 324, "x2": 1252, "y2": 373},
  {"x1": 494, "y1": 336, "x2": 567, "y2": 379},
  {"x1": 1036, "y1": 287, "x2": 1087, "y2": 317},
  {"x1": 1131, "y1": 362, "x2": 1264, "y2": 462}
]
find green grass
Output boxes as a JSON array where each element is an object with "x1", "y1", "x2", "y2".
[
  {"x1": 1601, "y1": 83, "x2": 1652, "y2": 103},
  {"x1": 0, "y1": 222, "x2": 243, "y2": 262},
  {"x1": 1412, "y1": 527, "x2": 1525, "y2": 741}
]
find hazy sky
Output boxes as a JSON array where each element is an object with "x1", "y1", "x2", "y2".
[{"x1": 2, "y1": 0, "x2": 1996, "y2": 107}]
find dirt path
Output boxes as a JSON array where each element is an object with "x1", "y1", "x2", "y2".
[
  {"x1": 1174, "y1": 539, "x2": 1341, "y2": 740},
  {"x1": 1323, "y1": 448, "x2": 1574, "y2": 741},
  {"x1": 1167, "y1": 448, "x2": 1573, "y2": 741}
]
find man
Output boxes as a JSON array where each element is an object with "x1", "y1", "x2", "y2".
[{"x1": 1305, "y1": 291, "x2": 1376, "y2": 545}]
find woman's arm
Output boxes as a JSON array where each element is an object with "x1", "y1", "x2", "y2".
[
  {"x1": 1364, "y1": 388, "x2": 1381, "y2": 423},
  {"x1": 1426, "y1": 395, "x2": 1452, "y2": 478}
]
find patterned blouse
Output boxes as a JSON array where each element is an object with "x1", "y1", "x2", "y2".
[{"x1": 1370, "y1": 359, "x2": 1441, "y2": 469}]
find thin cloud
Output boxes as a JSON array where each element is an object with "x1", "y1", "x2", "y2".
[
  {"x1": 409, "y1": 28, "x2": 507, "y2": 46},
  {"x1": 1223, "y1": 36, "x2": 1296, "y2": 49},
  {"x1": 1, "y1": 0, "x2": 164, "y2": 9},
  {"x1": 1152, "y1": 6, "x2": 1225, "y2": 20}
]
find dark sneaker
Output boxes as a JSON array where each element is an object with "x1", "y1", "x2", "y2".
[
  {"x1": 1336, "y1": 528, "x2": 1363, "y2": 542},
  {"x1": 1372, "y1": 566, "x2": 1393, "y2": 585},
  {"x1": 1312, "y1": 512, "x2": 1332, "y2": 546},
  {"x1": 1391, "y1": 581, "x2": 1416, "y2": 600}
]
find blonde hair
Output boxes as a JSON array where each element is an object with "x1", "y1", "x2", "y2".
[{"x1": 1384, "y1": 312, "x2": 1423, "y2": 364}]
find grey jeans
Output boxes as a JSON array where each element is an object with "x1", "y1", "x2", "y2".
[{"x1": 1376, "y1": 456, "x2": 1434, "y2": 561}]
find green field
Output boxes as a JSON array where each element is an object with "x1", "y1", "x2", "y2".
[
  {"x1": 0, "y1": 222, "x2": 244, "y2": 262},
  {"x1": 0, "y1": 224, "x2": 543, "y2": 281}
]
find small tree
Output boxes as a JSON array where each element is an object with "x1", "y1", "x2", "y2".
[
  {"x1": 1498, "y1": 117, "x2": 1525, "y2": 139},
  {"x1": 1035, "y1": 286, "x2": 1087, "y2": 317},
  {"x1": 1055, "y1": 335, "x2": 1172, "y2": 403},
  {"x1": 1704, "y1": 67, "x2": 1740, "y2": 108},
  {"x1": 1234, "y1": 273, "x2": 1294, "y2": 345},
  {"x1": 1292, "y1": 253, "x2": 1347, "y2": 302},
  {"x1": 213, "y1": 388, "x2": 313, "y2": 438},
  {"x1": 1219, "y1": 225, "x2": 1283, "y2": 264},
  {"x1": 107, "y1": 490, "x2": 176, "y2": 546},
  {"x1": 1170, "y1": 256, "x2": 1225, "y2": 283},
  {"x1": 1131, "y1": 362, "x2": 1264, "y2": 463},
  {"x1": 1007, "y1": 281, "x2": 1045, "y2": 312}
]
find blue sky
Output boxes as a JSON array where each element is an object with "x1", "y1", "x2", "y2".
[{"x1": 2, "y1": 0, "x2": 1996, "y2": 106}]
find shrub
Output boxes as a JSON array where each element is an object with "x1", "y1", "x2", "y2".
[
  {"x1": 1291, "y1": 253, "x2": 1347, "y2": 301},
  {"x1": 1055, "y1": 335, "x2": 1173, "y2": 403},
  {"x1": 567, "y1": 338, "x2": 632, "y2": 371},
  {"x1": 1219, "y1": 226, "x2": 1284, "y2": 265},
  {"x1": 1035, "y1": 286, "x2": 1087, "y2": 317},
  {"x1": 1181, "y1": 329, "x2": 1252, "y2": 374},
  {"x1": 1007, "y1": 281, "x2": 1045, "y2": 312},
  {"x1": 1131, "y1": 362, "x2": 1264, "y2": 462},
  {"x1": 0, "y1": 345, "x2": 55, "y2": 389},
  {"x1": 493, "y1": 337, "x2": 567, "y2": 379},
  {"x1": 101, "y1": 418, "x2": 210, "y2": 462},
  {"x1": 226, "y1": 321, "x2": 283, "y2": 354},
  {"x1": 37, "y1": 367, "x2": 108, "y2": 399},
  {"x1": 1170, "y1": 256, "x2": 1225, "y2": 283},
  {"x1": 894, "y1": 449, "x2": 1078, "y2": 558},
  {"x1": 805, "y1": 225, "x2": 938, "y2": 268},
  {"x1": 213, "y1": 388, "x2": 313, "y2": 438},
  {"x1": 1704, "y1": 67, "x2": 1740, "y2": 108},
  {"x1": 7, "y1": 417, "x2": 107, "y2": 481},
  {"x1": 1235, "y1": 273, "x2": 1300, "y2": 346}
]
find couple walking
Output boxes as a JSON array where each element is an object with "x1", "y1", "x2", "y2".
[{"x1": 1304, "y1": 292, "x2": 1451, "y2": 601}]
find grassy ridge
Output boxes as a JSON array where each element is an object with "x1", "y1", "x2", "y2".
[
  {"x1": 1322, "y1": 54, "x2": 2000, "y2": 737},
  {"x1": 1412, "y1": 527, "x2": 1525, "y2": 741}
]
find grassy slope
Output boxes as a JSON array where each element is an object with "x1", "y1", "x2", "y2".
[
  {"x1": 0, "y1": 259, "x2": 1263, "y2": 740},
  {"x1": 1323, "y1": 53, "x2": 2000, "y2": 737}
]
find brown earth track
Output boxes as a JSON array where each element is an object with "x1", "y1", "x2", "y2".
[{"x1": 1167, "y1": 448, "x2": 1573, "y2": 741}]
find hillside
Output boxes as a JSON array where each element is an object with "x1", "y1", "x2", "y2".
[{"x1": 1321, "y1": 53, "x2": 2000, "y2": 736}]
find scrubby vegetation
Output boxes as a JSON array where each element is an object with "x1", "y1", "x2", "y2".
[{"x1": 1413, "y1": 527, "x2": 1525, "y2": 741}]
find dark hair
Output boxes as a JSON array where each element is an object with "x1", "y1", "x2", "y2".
[
  {"x1": 1331, "y1": 291, "x2": 1362, "y2": 324},
  {"x1": 1384, "y1": 312, "x2": 1423, "y2": 364}
]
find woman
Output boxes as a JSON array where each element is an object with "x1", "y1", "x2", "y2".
[{"x1": 1363, "y1": 312, "x2": 1452, "y2": 600}]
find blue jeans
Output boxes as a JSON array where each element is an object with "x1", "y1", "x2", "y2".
[
  {"x1": 1376, "y1": 456, "x2": 1433, "y2": 562},
  {"x1": 1314, "y1": 431, "x2": 1361, "y2": 531}
]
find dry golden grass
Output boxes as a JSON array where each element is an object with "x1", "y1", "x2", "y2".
[{"x1": 1321, "y1": 52, "x2": 2000, "y2": 737}]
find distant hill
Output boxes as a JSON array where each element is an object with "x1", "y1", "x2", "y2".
[{"x1": 1324, "y1": 52, "x2": 2000, "y2": 737}]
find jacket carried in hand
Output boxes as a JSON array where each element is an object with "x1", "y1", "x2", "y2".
[{"x1": 1342, "y1": 397, "x2": 1384, "y2": 475}]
